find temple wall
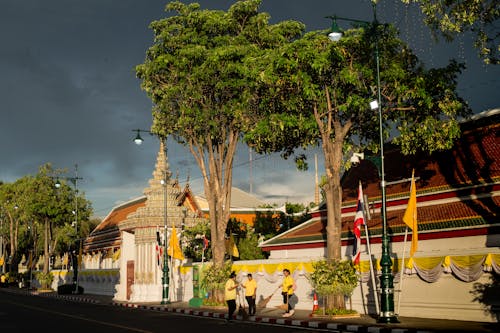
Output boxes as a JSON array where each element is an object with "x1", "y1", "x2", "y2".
[{"x1": 40, "y1": 249, "x2": 499, "y2": 323}]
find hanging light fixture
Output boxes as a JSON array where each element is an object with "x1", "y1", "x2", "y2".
[
  {"x1": 327, "y1": 16, "x2": 343, "y2": 42},
  {"x1": 133, "y1": 129, "x2": 144, "y2": 145}
]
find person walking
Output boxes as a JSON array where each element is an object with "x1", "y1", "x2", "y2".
[
  {"x1": 225, "y1": 271, "x2": 239, "y2": 322},
  {"x1": 280, "y1": 268, "x2": 296, "y2": 317},
  {"x1": 242, "y1": 273, "x2": 257, "y2": 315}
]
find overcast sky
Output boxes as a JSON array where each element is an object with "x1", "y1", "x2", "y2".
[{"x1": 1, "y1": 0, "x2": 498, "y2": 218}]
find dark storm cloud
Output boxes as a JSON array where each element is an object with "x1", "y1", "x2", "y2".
[{"x1": 1, "y1": 0, "x2": 498, "y2": 217}]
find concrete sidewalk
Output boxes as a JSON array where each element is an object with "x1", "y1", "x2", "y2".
[{"x1": 4, "y1": 288, "x2": 498, "y2": 333}]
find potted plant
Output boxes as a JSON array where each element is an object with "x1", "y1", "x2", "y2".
[
  {"x1": 199, "y1": 260, "x2": 232, "y2": 307},
  {"x1": 35, "y1": 271, "x2": 54, "y2": 291},
  {"x1": 307, "y1": 259, "x2": 359, "y2": 318}
]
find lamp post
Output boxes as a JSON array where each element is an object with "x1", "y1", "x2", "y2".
[
  {"x1": 54, "y1": 164, "x2": 83, "y2": 292},
  {"x1": 133, "y1": 129, "x2": 170, "y2": 304},
  {"x1": 327, "y1": 2, "x2": 398, "y2": 323}
]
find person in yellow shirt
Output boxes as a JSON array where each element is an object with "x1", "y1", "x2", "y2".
[
  {"x1": 224, "y1": 271, "x2": 239, "y2": 322},
  {"x1": 280, "y1": 268, "x2": 296, "y2": 317},
  {"x1": 242, "y1": 273, "x2": 257, "y2": 315}
]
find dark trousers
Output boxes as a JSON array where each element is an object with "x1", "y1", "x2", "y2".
[
  {"x1": 245, "y1": 295, "x2": 256, "y2": 315},
  {"x1": 282, "y1": 292, "x2": 294, "y2": 312},
  {"x1": 226, "y1": 299, "x2": 236, "y2": 320}
]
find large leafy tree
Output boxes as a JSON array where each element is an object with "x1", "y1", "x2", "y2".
[
  {"x1": 1, "y1": 164, "x2": 92, "y2": 275},
  {"x1": 405, "y1": 0, "x2": 499, "y2": 64},
  {"x1": 245, "y1": 15, "x2": 469, "y2": 307},
  {"x1": 32, "y1": 165, "x2": 92, "y2": 274},
  {"x1": 136, "y1": 0, "x2": 304, "y2": 269}
]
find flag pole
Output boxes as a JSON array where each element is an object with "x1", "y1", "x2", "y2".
[
  {"x1": 399, "y1": 169, "x2": 417, "y2": 315},
  {"x1": 201, "y1": 236, "x2": 205, "y2": 267},
  {"x1": 363, "y1": 221, "x2": 380, "y2": 315},
  {"x1": 397, "y1": 227, "x2": 408, "y2": 315},
  {"x1": 169, "y1": 221, "x2": 175, "y2": 301},
  {"x1": 354, "y1": 181, "x2": 380, "y2": 315},
  {"x1": 362, "y1": 187, "x2": 380, "y2": 315}
]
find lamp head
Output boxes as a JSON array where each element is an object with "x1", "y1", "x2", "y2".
[
  {"x1": 351, "y1": 152, "x2": 365, "y2": 165},
  {"x1": 133, "y1": 129, "x2": 144, "y2": 145},
  {"x1": 370, "y1": 100, "x2": 379, "y2": 110},
  {"x1": 327, "y1": 16, "x2": 343, "y2": 42},
  {"x1": 55, "y1": 179, "x2": 61, "y2": 189}
]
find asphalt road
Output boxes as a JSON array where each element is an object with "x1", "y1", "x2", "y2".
[{"x1": 0, "y1": 291, "x2": 323, "y2": 333}]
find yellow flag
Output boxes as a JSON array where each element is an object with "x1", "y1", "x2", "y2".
[
  {"x1": 167, "y1": 227, "x2": 185, "y2": 260},
  {"x1": 112, "y1": 248, "x2": 121, "y2": 261},
  {"x1": 403, "y1": 169, "x2": 418, "y2": 257},
  {"x1": 225, "y1": 234, "x2": 239, "y2": 258}
]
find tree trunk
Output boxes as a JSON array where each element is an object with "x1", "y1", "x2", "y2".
[
  {"x1": 8, "y1": 211, "x2": 16, "y2": 271},
  {"x1": 322, "y1": 136, "x2": 344, "y2": 261},
  {"x1": 189, "y1": 131, "x2": 238, "y2": 271},
  {"x1": 43, "y1": 218, "x2": 49, "y2": 274},
  {"x1": 314, "y1": 91, "x2": 351, "y2": 309}
]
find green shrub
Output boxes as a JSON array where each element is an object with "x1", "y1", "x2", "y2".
[
  {"x1": 312, "y1": 308, "x2": 358, "y2": 316},
  {"x1": 307, "y1": 259, "x2": 358, "y2": 297},
  {"x1": 199, "y1": 260, "x2": 232, "y2": 303},
  {"x1": 35, "y1": 271, "x2": 54, "y2": 290}
]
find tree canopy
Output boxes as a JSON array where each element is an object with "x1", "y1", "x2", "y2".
[
  {"x1": 244, "y1": 7, "x2": 469, "y2": 310},
  {"x1": 136, "y1": 0, "x2": 304, "y2": 268}
]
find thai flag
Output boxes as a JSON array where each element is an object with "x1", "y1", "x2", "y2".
[
  {"x1": 156, "y1": 228, "x2": 162, "y2": 266},
  {"x1": 352, "y1": 182, "x2": 365, "y2": 265}
]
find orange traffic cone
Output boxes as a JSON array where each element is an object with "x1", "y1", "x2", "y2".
[{"x1": 310, "y1": 292, "x2": 319, "y2": 316}]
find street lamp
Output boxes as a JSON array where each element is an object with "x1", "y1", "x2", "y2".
[
  {"x1": 133, "y1": 129, "x2": 170, "y2": 304},
  {"x1": 54, "y1": 164, "x2": 83, "y2": 292},
  {"x1": 327, "y1": 2, "x2": 399, "y2": 323},
  {"x1": 160, "y1": 167, "x2": 170, "y2": 304},
  {"x1": 55, "y1": 164, "x2": 81, "y2": 234},
  {"x1": 132, "y1": 128, "x2": 155, "y2": 145}
]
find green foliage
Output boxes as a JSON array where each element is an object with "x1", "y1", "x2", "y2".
[
  {"x1": 253, "y1": 210, "x2": 282, "y2": 238},
  {"x1": 253, "y1": 205, "x2": 311, "y2": 241},
  {"x1": 312, "y1": 308, "x2": 358, "y2": 316},
  {"x1": 0, "y1": 163, "x2": 94, "y2": 273},
  {"x1": 136, "y1": 0, "x2": 305, "y2": 267},
  {"x1": 307, "y1": 259, "x2": 358, "y2": 298},
  {"x1": 182, "y1": 220, "x2": 211, "y2": 261},
  {"x1": 236, "y1": 228, "x2": 267, "y2": 260},
  {"x1": 244, "y1": 12, "x2": 468, "y2": 268},
  {"x1": 285, "y1": 202, "x2": 306, "y2": 214},
  {"x1": 35, "y1": 271, "x2": 54, "y2": 290},
  {"x1": 199, "y1": 260, "x2": 233, "y2": 302}
]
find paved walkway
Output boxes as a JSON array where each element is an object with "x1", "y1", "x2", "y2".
[{"x1": 3, "y1": 288, "x2": 498, "y2": 332}]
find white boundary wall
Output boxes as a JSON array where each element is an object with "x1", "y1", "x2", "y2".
[{"x1": 41, "y1": 234, "x2": 498, "y2": 323}]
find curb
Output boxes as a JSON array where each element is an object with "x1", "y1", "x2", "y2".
[{"x1": 108, "y1": 301, "x2": 414, "y2": 332}]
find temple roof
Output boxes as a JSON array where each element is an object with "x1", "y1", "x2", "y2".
[
  {"x1": 92, "y1": 197, "x2": 147, "y2": 233},
  {"x1": 195, "y1": 187, "x2": 266, "y2": 210}
]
